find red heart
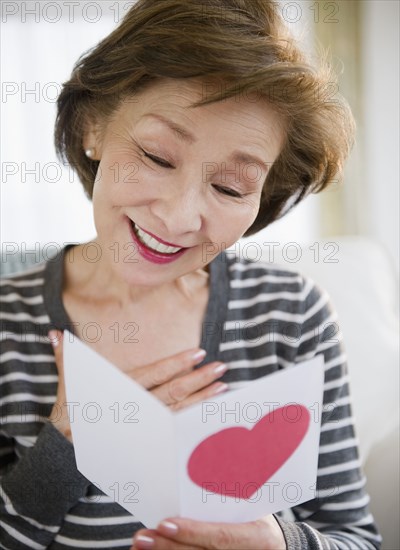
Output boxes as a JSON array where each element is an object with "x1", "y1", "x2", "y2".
[{"x1": 187, "y1": 404, "x2": 310, "y2": 499}]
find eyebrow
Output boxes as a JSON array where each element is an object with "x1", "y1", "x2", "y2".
[
  {"x1": 140, "y1": 113, "x2": 271, "y2": 174},
  {"x1": 141, "y1": 113, "x2": 195, "y2": 144}
]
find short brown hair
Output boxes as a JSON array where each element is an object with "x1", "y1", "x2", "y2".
[{"x1": 54, "y1": 0, "x2": 355, "y2": 236}]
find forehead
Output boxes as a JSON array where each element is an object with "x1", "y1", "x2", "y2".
[{"x1": 111, "y1": 78, "x2": 285, "y2": 153}]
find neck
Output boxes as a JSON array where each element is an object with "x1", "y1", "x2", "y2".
[{"x1": 63, "y1": 241, "x2": 209, "y2": 308}]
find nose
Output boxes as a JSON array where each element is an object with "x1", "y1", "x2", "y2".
[{"x1": 150, "y1": 181, "x2": 204, "y2": 238}]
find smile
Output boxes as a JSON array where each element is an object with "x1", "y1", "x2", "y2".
[
  {"x1": 128, "y1": 217, "x2": 190, "y2": 264},
  {"x1": 132, "y1": 222, "x2": 183, "y2": 254}
]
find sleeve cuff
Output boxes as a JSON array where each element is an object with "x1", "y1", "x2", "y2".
[
  {"x1": 2, "y1": 421, "x2": 91, "y2": 525},
  {"x1": 273, "y1": 515, "x2": 310, "y2": 550}
]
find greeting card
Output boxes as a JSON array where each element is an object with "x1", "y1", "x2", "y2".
[{"x1": 63, "y1": 330, "x2": 324, "y2": 527}]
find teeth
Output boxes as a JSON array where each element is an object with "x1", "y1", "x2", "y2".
[{"x1": 134, "y1": 223, "x2": 182, "y2": 254}]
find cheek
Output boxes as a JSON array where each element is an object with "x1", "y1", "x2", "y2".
[
  {"x1": 237, "y1": 194, "x2": 262, "y2": 224},
  {"x1": 213, "y1": 197, "x2": 261, "y2": 243},
  {"x1": 93, "y1": 153, "x2": 143, "y2": 203},
  {"x1": 238, "y1": 196, "x2": 262, "y2": 234}
]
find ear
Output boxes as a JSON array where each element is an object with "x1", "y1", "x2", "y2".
[{"x1": 82, "y1": 119, "x2": 103, "y2": 160}]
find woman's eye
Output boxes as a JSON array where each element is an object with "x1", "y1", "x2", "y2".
[
  {"x1": 143, "y1": 150, "x2": 173, "y2": 168},
  {"x1": 213, "y1": 185, "x2": 243, "y2": 199}
]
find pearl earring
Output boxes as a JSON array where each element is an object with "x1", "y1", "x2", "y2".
[{"x1": 85, "y1": 148, "x2": 95, "y2": 159}]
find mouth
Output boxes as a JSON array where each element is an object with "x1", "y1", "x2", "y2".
[{"x1": 127, "y1": 217, "x2": 189, "y2": 263}]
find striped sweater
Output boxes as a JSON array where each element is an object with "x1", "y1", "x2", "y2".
[{"x1": 0, "y1": 246, "x2": 382, "y2": 549}]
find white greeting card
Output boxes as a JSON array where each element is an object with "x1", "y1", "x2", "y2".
[{"x1": 63, "y1": 330, "x2": 324, "y2": 527}]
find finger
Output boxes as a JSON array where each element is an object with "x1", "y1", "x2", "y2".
[
  {"x1": 131, "y1": 529, "x2": 199, "y2": 550},
  {"x1": 130, "y1": 348, "x2": 206, "y2": 390},
  {"x1": 151, "y1": 362, "x2": 228, "y2": 406},
  {"x1": 168, "y1": 380, "x2": 228, "y2": 411},
  {"x1": 153, "y1": 517, "x2": 278, "y2": 550}
]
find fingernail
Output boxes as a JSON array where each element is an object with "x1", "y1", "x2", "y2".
[
  {"x1": 213, "y1": 382, "x2": 228, "y2": 395},
  {"x1": 192, "y1": 348, "x2": 206, "y2": 361},
  {"x1": 48, "y1": 330, "x2": 60, "y2": 348},
  {"x1": 158, "y1": 520, "x2": 178, "y2": 534},
  {"x1": 133, "y1": 535, "x2": 154, "y2": 549},
  {"x1": 213, "y1": 363, "x2": 228, "y2": 375}
]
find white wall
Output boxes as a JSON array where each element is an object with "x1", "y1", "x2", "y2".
[
  {"x1": 1, "y1": 2, "x2": 120, "y2": 251},
  {"x1": 361, "y1": 0, "x2": 399, "y2": 273}
]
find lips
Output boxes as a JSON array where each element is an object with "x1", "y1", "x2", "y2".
[
  {"x1": 127, "y1": 217, "x2": 189, "y2": 264},
  {"x1": 133, "y1": 223, "x2": 183, "y2": 254}
]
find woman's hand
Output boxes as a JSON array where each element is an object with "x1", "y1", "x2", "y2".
[
  {"x1": 131, "y1": 515, "x2": 286, "y2": 550},
  {"x1": 48, "y1": 330, "x2": 228, "y2": 442},
  {"x1": 126, "y1": 344, "x2": 227, "y2": 411}
]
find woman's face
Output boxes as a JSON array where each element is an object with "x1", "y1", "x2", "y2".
[{"x1": 89, "y1": 78, "x2": 285, "y2": 287}]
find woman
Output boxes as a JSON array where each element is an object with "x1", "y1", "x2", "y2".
[{"x1": 0, "y1": 0, "x2": 382, "y2": 549}]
